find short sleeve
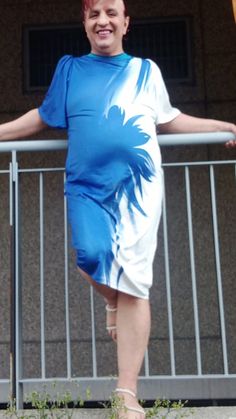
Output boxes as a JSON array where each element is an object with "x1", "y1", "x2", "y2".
[
  {"x1": 38, "y1": 55, "x2": 73, "y2": 129},
  {"x1": 147, "y1": 59, "x2": 180, "y2": 126}
]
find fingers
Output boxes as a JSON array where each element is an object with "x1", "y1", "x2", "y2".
[
  {"x1": 225, "y1": 140, "x2": 236, "y2": 148},
  {"x1": 225, "y1": 123, "x2": 236, "y2": 147}
]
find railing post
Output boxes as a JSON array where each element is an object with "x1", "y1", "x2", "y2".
[
  {"x1": 209, "y1": 165, "x2": 229, "y2": 375},
  {"x1": 9, "y1": 151, "x2": 23, "y2": 409},
  {"x1": 9, "y1": 155, "x2": 16, "y2": 407}
]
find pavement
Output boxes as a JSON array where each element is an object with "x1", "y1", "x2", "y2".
[{"x1": 1, "y1": 407, "x2": 236, "y2": 418}]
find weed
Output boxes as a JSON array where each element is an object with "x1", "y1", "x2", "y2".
[
  {"x1": 145, "y1": 398, "x2": 191, "y2": 418},
  {"x1": 6, "y1": 381, "x2": 91, "y2": 419},
  {"x1": 108, "y1": 392, "x2": 192, "y2": 419},
  {"x1": 6, "y1": 384, "x2": 193, "y2": 418}
]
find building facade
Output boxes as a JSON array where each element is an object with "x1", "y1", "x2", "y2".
[{"x1": 0, "y1": 0, "x2": 236, "y2": 404}]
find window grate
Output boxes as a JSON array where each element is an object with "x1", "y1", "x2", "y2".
[
  {"x1": 126, "y1": 19, "x2": 192, "y2": 82},
  {"x1": 23, "y1": 18, "x2": 193, "y2": 92},
  {"x1": 24, "y1": 26, "x2": 89, "y2": 90}
]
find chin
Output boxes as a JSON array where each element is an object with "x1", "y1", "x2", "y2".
[{"x1": 94, "y1": 45, "x2": 113, "y2": 55}]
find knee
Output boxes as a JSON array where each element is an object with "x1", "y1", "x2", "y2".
[{"x1": 118, "y1": 292, "x2": 148, "y2": 307}]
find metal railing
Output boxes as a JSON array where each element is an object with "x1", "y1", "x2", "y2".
[{"x1": 0, "y1": 132, "x2": 235, "y2": 408}]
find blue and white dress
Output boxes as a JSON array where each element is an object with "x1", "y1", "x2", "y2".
[{"x1": 39, "y1": 53, "x2": 180, "y2": 299}]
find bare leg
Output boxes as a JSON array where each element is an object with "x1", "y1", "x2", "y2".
[
  {"x1": 116, "y1": 292, "x2": 150, "y2": 417},
  {"x1": 78, "y1": 267, "x2": 150, "y2": 417},
  {"x1": 78, "y1": 267, "x2": 117, "y2": 303},
  {"x1": 77, "y1": 267, "x2": 118, "y2": 340}
]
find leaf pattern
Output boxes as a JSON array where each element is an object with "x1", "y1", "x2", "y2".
[{"x1": 103, "y1": 105, "x2": 155, "y2": 220}]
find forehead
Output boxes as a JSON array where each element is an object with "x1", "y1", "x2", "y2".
[{"x1": 84, "y1": 0, "x2": 125, "y2": 12}]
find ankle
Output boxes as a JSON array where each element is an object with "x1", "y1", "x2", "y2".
[
  {"x1": 115, "y1": 388, "x2": 136, "y2": 398},
  {"x1": 112, "y1": 388, "x2": 145, "y2": 417},
  {"x1": 117, "y1": 373, "x2": 138, "y2": 394},
  {"x1": 116, "y1": 382, "x2": 137, "y2": 396}
]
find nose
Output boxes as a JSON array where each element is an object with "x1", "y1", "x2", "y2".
[{"x1": 96, "y1": 11, "x2": 109, "y2": 26}]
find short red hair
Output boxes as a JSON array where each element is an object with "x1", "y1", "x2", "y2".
[{"x1": 81, "y1": 0, "x2": 128, "y2": 18}]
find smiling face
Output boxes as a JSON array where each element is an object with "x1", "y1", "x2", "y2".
[{"x1": 83, "y1": 0, "x2": 130, "y2": 56}]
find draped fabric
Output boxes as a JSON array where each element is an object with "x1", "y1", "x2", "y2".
[{"x1": 39, "y1": 53, "x2": 180, "y2": 298}]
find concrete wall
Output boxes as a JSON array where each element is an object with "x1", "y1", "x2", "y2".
[{"x1": 0, "y1": 0, "x2": 236, "y2": 397}]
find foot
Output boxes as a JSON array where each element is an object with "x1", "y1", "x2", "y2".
[
  {"x1": 106, "y1": 304, "x2": 117, "y2": 341},
  {"x1": 113, "y1": 388, "x2": 146, "y2": 418}
]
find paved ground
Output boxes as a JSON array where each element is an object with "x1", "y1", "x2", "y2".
[{"x1": 1, "y1": 407, "x2": 236, "y2": 418}]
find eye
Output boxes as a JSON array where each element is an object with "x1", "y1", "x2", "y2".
[
  {"x1": 107, "y1": 9, "x2": 117, "y2": 16},
  {"x1": 89, "y1": 11, "x2": 99, "y2": 18}
]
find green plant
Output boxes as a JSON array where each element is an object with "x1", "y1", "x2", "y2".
[
  {"x1": 108, "y1": 394, "x2": 192, "y2": 419},
  {"x1": 6, "y1": 384, "x2": 193, "y2": 419},
  {"x1": 6, "y1": 381, "x2": 91, "y2": 419},
  {"x1": 145, "y1": 399, "x2": 192, "y2": 418},
  {"x1": 108, "y1": 392, "x2": 127, "y2": 419}
]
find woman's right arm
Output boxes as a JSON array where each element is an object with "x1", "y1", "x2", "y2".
[{"x1": 0, "y1": 108, "x2": 47, "y2": 141}]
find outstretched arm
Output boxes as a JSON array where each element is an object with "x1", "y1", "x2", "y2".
[
  {"x1": 0, "y1": 108, "x2": 47, "y2": 141},
  {"x1": 158, "y1": 113, "x2": 236, "y2": 147}
]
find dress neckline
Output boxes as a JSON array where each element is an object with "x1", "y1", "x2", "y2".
[{"x1": 87, "y1": 52, "x2": 131, "y2": 62}]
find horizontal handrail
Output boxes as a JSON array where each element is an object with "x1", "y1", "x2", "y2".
[{"x1": 0, "y1": 132, "x2": 235, "y2": 153}]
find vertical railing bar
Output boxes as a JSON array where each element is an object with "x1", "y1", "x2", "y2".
[
  {"x1": 185, "y1": 166, "x2": 202, "y2": 376},
  {"x1": 39, "y1": 172, "x2": 46, "y2": 380},
  {"x1": 90, "y1": 286, "x2": 97, "y2": 378},
  {"x1": 9, "y1": 161, "x2": 15, "y2": 405},
  {"x1": 9, "y1": 163, "x2": 13, "y2": 226},
  {"x1": 209, "y1": 165, "x2": 229, "y2": 375},
  {"x1": 144, "y1": 349, "x2": 150, "y2": 377},
  {"x1": 13, "y1": 150, "x2": 23, "y2": 408},
  {"x1": 162, "y1": 170, "x2": 176, "y2": 376},
  {"x1": 63, "y1": 173, "x2": 71, "y2": 379}
]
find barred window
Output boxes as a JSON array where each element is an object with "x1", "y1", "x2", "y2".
[
  {"x1": 126, "y1": 18, "x2": 193, "y2": 83},
  {"x1": 23, "y1": 18, "x2": 193, "y2": 92}
]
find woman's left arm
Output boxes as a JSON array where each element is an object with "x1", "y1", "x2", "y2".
[{"x1": 158, "y1": 113, "x2": 236, "y2": 148}]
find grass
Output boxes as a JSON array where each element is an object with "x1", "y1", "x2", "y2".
[{"x1": 6, "y1": 383, "x2": 193, "y2": 418}]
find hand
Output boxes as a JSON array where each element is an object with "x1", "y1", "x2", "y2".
[
  {"x1": 225, "y1": 123, "x2": 236, "y2": 148},
  {"x1": 225, "y1": 140, "x2": 236, "y2": 148}
]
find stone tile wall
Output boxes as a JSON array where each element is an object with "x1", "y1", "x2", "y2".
[{"x1": 0, "y1": 0, "x2": 235, "y2": 399}]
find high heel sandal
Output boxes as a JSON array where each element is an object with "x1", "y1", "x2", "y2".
[
  {"x1": 114, "y1": 388, "x2": 146, "y2": 417},
  {"x1": 106, "y1": 304, "x2": 117, "y2": 333}
]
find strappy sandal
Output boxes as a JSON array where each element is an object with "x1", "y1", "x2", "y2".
[
  {"x1": 105, "y1": 304, "x2": 117, "y2": 333},
  {"x1": 114, "y1": 388, "x2": 146, "y2": 417}
]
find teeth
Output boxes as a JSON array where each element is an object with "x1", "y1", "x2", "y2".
[{"x1": 97, "y1": 30, "x2": 111, "y2": 34}]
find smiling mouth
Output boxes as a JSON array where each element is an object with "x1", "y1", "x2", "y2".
[{"x1": 96, "y1": 29, "x2": 113, "y2": 35}]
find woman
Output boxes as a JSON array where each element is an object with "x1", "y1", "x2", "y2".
[{"x1": 0, "y1": 0, "x2": 236, "y2": 417}]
